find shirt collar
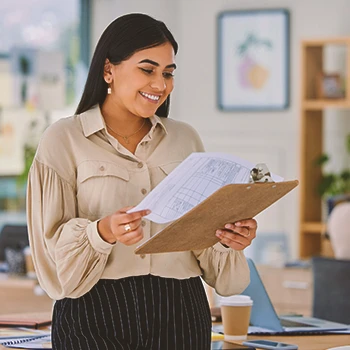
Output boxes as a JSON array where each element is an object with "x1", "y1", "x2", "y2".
[
  {"x1": 149, "y1": 114, "x2": 168, "y2": 136},
  {"x1": 80, "y1": 105, "x2": 105, "y2": 137},
  {"x1": 79, "y1": 104, "x2": 169, "y2": 138}
]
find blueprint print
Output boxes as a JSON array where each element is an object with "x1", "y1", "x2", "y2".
[{"x1": 128, "y1": 152, "x2": 269, "y2": 224}]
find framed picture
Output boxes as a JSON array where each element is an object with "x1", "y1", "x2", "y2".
[
  {"x1": 317, "y1": 73, "x2": 344, "y2": 99},
  {"x1": 217, "y1": 9, "x2": 290, "y2": 111}
]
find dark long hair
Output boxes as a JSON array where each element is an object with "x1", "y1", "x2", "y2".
[{"x1": 75, "y1": 13, "x2": 178, "y2": 117}]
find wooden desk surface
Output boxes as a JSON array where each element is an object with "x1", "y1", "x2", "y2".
[
  {"x1": 2, "y1": 332, "x2": 350, "y2": 349},
  {"x1": 0, "y1": 273, "x2": 53, "y2": 315},
  {"x1": 239, "y1": 334, "x2": 350, "y2": 350}
]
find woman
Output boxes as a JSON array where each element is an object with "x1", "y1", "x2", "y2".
[{"x1": 27, "y1": 13, "x2": 257, "y2": 350}]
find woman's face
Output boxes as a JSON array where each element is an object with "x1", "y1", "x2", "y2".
[{"x1": 104, "y1": 41, "x2": 176, "y2": 118}]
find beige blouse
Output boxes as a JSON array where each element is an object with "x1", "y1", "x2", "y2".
[{"x1": 26, "y1": 105, "x2": 250, "y2": 300}]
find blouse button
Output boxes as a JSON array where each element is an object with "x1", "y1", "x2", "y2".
[
  {"x1": 141, "y1": 220, "x2": 146, "y2": 227},
  {"x1": 137, "y1": 162, "x2": 144, "y2": 168},
  {"x1": 99, "y1": 166, "x2": 105, "y2": 171},
  {"x1": 140, "y1": 254, "x2": 146, "y2": 259},
  {"x1": 141, "y1": 188, "x2": 147, "y2": 195}
]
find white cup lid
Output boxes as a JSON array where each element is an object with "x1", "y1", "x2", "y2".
[{"x1": 219, "y1": 294, "x2": 253, "y2": 306}]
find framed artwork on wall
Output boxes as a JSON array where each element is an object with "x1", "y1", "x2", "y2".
[{"x1": 217, "y1": 9, "x2": 290, "y2": 111}]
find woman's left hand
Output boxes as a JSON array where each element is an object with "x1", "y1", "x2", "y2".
[{"x1": 215, "y1": 219, "x2": 257, "y2": 250}]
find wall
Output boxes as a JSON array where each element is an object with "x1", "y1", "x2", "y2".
[{"x1": 91, "y1": 0, "x2": 350, "y2": 259}]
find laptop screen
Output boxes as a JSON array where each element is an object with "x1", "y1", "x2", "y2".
[
  {"x1": 241, "y1": 258, "x2": 284, "y2": 332},
  {"x1": 239, "y1": 259, "x2": 349, "y2": 333}
]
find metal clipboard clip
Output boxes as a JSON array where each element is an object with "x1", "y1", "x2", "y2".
[{"x1": 249, "y1": 163, "x2": 275, "y2": 183}]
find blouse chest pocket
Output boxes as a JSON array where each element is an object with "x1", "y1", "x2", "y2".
[
  {"x1": 77, "y1": 161, "x2": 129, "y2": 217},
  {"x1": 151, "y1": 161, "x2": 182, "y2": 188}
]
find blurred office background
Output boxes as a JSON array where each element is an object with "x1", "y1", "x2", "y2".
[{"x1": 1, "y1": 0, "x2": 350, "y2": 266}]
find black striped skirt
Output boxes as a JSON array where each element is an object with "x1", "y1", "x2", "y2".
[{"x1": 52, "y1": 274, "x2": 212, "y2": 350}]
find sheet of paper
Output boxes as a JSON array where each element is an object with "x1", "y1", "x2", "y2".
[
  {"x1": 0, "y1": 328, "x2": 48, "y2": 340},
  {"x1": 128, "y1": 152, "x2": 283, "y2": 224}
]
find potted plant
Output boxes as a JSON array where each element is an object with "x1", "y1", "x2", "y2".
[
  {"x1": 314, "y1": 133, "x2": 350, "y2": 216},
  {"x1": 17, "y1": 118, "x2": 48, "y2": 187}
]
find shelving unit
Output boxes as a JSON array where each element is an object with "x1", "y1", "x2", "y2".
[{"x1": 299, "y1": 37, "x2": 350, "y2": 258}]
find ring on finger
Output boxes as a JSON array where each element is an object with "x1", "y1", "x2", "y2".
[
  {"x1": 124, "y1": 223, "x2": 132, "y2": 232},
  {"x1": 245, "y1": 229, "x2": 251, "y2": 238}
]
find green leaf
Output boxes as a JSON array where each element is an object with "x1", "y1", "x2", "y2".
[
  {"x1": 16, "y1": 146, "x2": 36, "y2": 187},
  {"x1": 314, "y1": 134, "x2": 350, "y2": 197},
  {"x1": 340, "y1": 169, "x2": 350, "y2": 180},
  {"x1": 314, "y1": 154, "x2": 329, "y2": 166},
  {"x1": 317, "y1": 173, "x2": 337, "y2": 197}
]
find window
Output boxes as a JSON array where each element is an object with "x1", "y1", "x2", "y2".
[{"x1": 0, "y1": 0, "x2": 89, "y2": 212}]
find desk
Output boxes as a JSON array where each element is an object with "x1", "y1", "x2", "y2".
[
  {"x1": 237, "y1": 334, "x2": 350, "y2": 350},
  {"x1": 213, "y1": 322, "x2": 350, "y2": 349},
  {"x1": 2, "y1": 330, "x2": 350, "y2": 349},
  {"x1": 211, "y1": 328, "x2": 350, "y2": 350},
  {"x1": 0, "y1": 274, "x2": 53, "y2": 315}
]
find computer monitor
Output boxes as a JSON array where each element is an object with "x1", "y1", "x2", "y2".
[{"x1": 0, "y1": 224, "x2": 29, "y2": 261}]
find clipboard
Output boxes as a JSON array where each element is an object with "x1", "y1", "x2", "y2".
[{"x1": 135, "y1": 180, "x2": 298, "y2": 255}]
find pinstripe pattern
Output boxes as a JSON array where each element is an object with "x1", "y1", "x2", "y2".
[{"x1": 52, "y1": 275, "x2": 211, "y2": 350}]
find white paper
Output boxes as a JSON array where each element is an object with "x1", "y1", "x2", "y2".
[{"x1": 128, "y1": 152, "x2": 283, "y2": 224}]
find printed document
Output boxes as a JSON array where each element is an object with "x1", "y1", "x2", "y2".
[{"x1": 129, "y1": 152, "x2": 283, "y2": 224}]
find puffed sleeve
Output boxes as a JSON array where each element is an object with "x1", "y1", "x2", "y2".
[
  {"x1": 27, "y1": 159, "x2": 114, "y2": 300},
  {"x1": 192, "y1": 244, "x2": 250, "y2": 296}
]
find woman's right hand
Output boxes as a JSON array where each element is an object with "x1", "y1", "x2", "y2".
[{"x1": 97, "y1": 206, "x2": 151, "y2": 245}]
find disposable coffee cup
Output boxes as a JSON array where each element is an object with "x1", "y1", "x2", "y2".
[{"x1": 219, "y1": 294, "x2": 253, "y2": 341}]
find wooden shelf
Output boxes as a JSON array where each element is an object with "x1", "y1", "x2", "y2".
[
  {"x1": 303, "y1": 99, "x2": 350, "y2": 110},
  {"x1": 299, "y1": 37, "x2": 350, "y2": 258},
  {"x1": 302, "y1": 37, "x2": 350, "y2": 46},
  {"x1": 301, "y1": 222, "x2": 326, "y2": 234}
]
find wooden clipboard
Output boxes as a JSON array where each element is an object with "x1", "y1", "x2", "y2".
[{"x1": 135, "y1": 180, "x2": 299, "y2": 255}]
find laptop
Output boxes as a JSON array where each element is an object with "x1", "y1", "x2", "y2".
[{"x1": 240, "y1": 258, "x2": 349, "y2": 334}]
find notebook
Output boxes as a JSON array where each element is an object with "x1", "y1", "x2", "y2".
[
  {"x1": 0, "y1": 333, "x2": 51, "y2": 348},
  {"x1": 0, "y1": 312, "x2": 51, "y2": 329},
  {"x1": 241, "y1": 258, "x2": 349, "y2": 334},
  {"x1": 0, "y1": 327, "x2": 47, "y2": 341}
]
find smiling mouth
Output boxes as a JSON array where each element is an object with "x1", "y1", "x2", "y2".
[{"x1": 139, "y1": 91, "x2": 161, "y2": 103}]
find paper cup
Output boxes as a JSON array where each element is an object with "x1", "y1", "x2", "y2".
[{"x1": 219, "y1": 295, "x2": 253, "y2": 341}]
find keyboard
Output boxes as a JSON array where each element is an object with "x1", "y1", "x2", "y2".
[{"x1": 280, "y1": 318, "x2": 315, "y2": 328}]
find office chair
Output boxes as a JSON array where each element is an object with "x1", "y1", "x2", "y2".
[
  {"x1": 0, "y1": 224, "x2": 29, "y2": 262},
  {"x1": 312, "y1": 256, "x2": 350, "y2": 324}
]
